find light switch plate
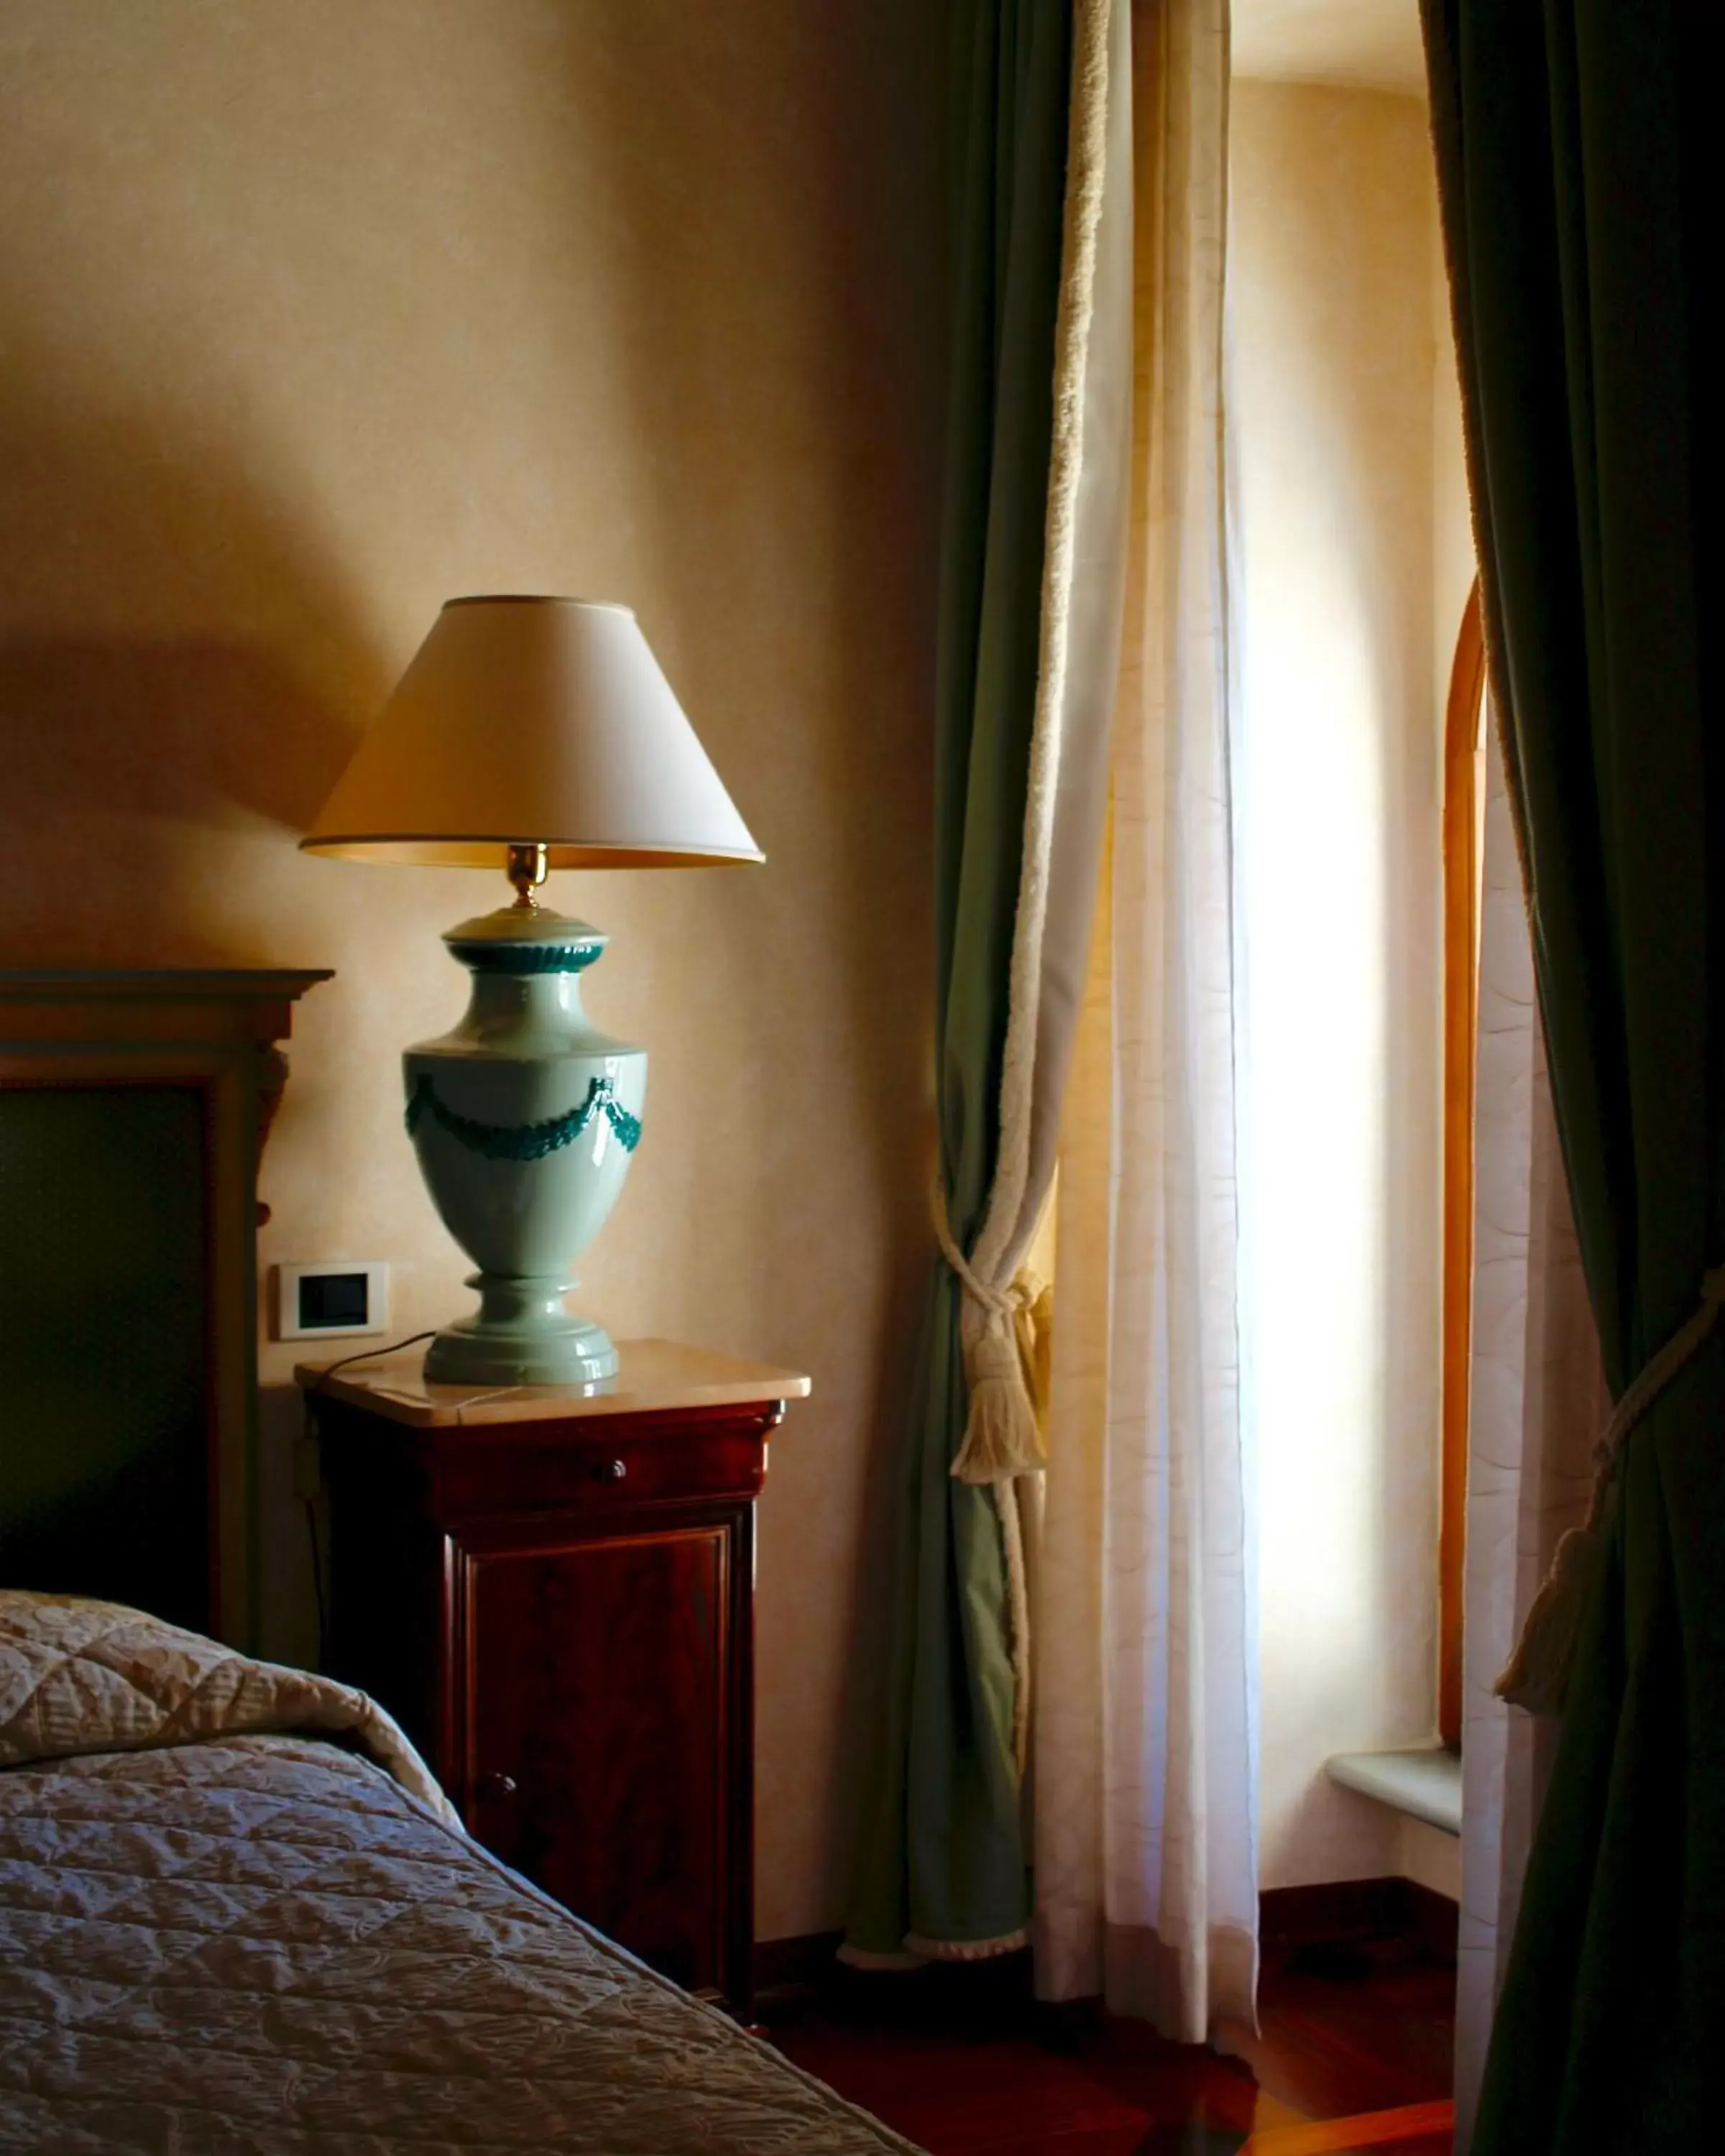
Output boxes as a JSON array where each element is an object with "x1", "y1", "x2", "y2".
[{"x1": 272, "y1": 1261, "x2": 390, "y2": 1342}]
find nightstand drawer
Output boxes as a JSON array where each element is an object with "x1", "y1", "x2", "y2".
[{"x1": 429, "y1": 1419, "x2": 772, "y2": 1519}]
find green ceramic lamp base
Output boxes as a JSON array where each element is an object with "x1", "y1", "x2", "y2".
[
  {"x1": 403, "y1": 898, "x2": 644, "y2": 1393},
  {"x1": 423, "y1": 1272, "x2": 620, "y2": 1387}
]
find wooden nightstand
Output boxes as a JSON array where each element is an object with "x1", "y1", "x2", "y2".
[{"x1": 298, "y1": 1339, "x2": 810, "y2": 2022}]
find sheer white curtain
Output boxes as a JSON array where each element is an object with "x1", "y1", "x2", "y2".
[
  {"x1": 1453, "y1": 711, "x2": 1606, "y2": 2149},
  {"x1": 1032, "y1": 0, "x2": 1256, "y2": 2045}
]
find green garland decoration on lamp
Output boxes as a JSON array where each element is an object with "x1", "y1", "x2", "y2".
[{"x1": 405, "y1": 1072, "x2": 643, "y2": 1161}]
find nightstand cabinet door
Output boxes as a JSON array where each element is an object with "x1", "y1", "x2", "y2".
[{"x1": 454, "y1": 1508, "x2": 750, "y2": 1998}]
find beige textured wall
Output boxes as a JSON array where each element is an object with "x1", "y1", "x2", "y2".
[
  {"x1": 1230, "y1": 80, "x2": 1458, "y2": 1890},
  {"x1": 0, "y1": 0, "x2": 944, "y2": 1943}
]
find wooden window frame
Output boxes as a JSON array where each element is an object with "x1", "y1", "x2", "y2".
[{"x1": 1439, "y1": 580, "x2": 1486, "y2": 1749}]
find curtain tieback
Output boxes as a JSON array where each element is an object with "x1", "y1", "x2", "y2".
[
  {"x1": 931, "y1": 1181, "x2": 1052, "y2": 1485},
  {"x1": 1496, "y1": 1263, "x2": 1725, "y2": 1715}
]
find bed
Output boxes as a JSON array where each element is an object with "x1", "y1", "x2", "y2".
[{"x1": 0, "y1": 1591, "x2": 916, "y2": 2154}]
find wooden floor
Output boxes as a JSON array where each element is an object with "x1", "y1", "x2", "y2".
[{"x1": 765, "y1": 1928, "x2": 1455, "y2": 2156}]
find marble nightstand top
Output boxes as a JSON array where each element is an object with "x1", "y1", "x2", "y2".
[{"x1": 295, "y1": 1337, "x2": 811, "y2": 1428}]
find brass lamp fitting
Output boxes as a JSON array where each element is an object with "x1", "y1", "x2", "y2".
[{"x1": 507, "y1": 842, "x2": 549, "y2": 909}]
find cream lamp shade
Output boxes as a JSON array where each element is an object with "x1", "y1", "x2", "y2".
[{"x1": 300, "y1": 595, "x2": 762, "y2": 868}]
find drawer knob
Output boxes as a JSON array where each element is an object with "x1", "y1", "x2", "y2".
[
  {"x1": 593, "y1": 1457, "x2": 628, "y2": 1482},
  {"x1": 479, "y1": 1772, "x2": 518, "y2": 1800}
]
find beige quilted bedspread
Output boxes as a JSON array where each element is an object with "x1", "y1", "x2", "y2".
[{"x1": 0, "y1": 1595, "x2": 918, "y2": 2155}]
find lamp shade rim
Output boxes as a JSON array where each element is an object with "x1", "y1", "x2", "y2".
[
  {"x1": 298, "y1": 832, "x2": 764, "y2": 868},
  {"x1": 441, "y1": 594, "x2": 635, "y2": 615}
]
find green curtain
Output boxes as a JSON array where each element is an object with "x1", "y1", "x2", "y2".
[
  {"x1": 845, "y1": 0, "x2": 1072, "y2": 1960},
  {"x1": 1424, "y1": 4, "x2": 1725, "y2": 2148}
]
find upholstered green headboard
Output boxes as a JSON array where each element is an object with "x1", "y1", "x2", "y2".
[
  {"x1": 0, "y1": 1084, "x2": 209, "y2": 1631},
  {"x1": 0, "y1": 970, "x2": 330, "y2": 1645}
]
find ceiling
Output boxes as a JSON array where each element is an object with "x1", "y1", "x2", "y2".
[{"x1": 1232, "y1": 0, "x2": 1427, "y2": 97}]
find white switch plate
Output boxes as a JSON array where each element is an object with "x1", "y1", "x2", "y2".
[{"x1": 272, "y1": 1261, "x2": 390, "y2": 1342}]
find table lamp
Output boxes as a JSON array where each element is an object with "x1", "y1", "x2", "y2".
[{"x1": 301, "y1": 595, "x2": 761, "y2": 1386}]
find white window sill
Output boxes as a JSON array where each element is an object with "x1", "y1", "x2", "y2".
[{"x1": 1324, "y1": 1745, "x2": 1461, "y2": 1837}]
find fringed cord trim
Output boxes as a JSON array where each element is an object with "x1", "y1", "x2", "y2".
[
  {"x1": 834, "y1": 1944, "x2": 929, "y2": 1973},
  {"x1": 931, "y1": 0, "x2": 1118, "y2": 1768},
  {"x1": 967, "y1": 0, "x2": 1115, "y2": 1296},
  {"x1": 837, "y1": 1930, "x2": 1031, "y2": 1970},
  {"x1": 904, "y1": 1928, "x2": 1031, "y2": 1962},
  {"x1": 995, "y1": 1479, "x2": 1034, "y2": 1777}
]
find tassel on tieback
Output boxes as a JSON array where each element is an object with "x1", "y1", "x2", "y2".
[
  {"x1": 1495, "y1": 1263, "x2": 1725, "y2": 1716},
  {"x1": 1494, "y1": 1520, "x2": 1606, "y2": 1718},
  {"x1": 949, "y1": 1269, "x2": 1052, "y2": 1486},
  {"x1": 930, "y1": 1182, "x2": 1053, "y2": 1485}
]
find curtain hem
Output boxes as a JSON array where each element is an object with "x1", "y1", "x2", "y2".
[{"x1": 904, "y1": 1927, "x2": 1030, "y2": 1961}]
